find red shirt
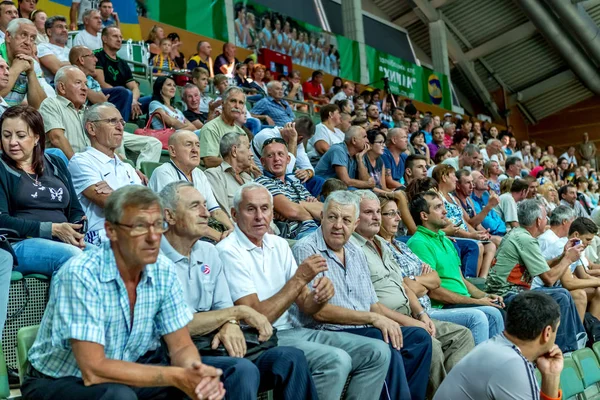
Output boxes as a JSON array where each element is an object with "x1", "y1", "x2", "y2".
[
  {"x1": 302, "y1": 80, "x2": 325, "y2": 102},
  {"x1": 444, "y1": 134, "x2": 453, "y2": 148}
]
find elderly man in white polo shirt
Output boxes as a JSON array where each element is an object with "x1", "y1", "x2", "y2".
[
  {"x1": 217, "y1": 182, "x2": 391, "y2": 400},
  {"x1": 68, "y1": 102, "x2": 141, "y2": 245},
  {"x1": 159, "y1": 181, "x2": 318, "y2": 399},
  {"x1": 149, "y1": 130, "x2": 234, "y2": 242}
]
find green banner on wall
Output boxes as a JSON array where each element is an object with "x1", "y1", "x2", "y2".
[
  {"x1": 146, "y1": 0, "x2": 228, "y2": 42},
  {"x1": 232, "y1": 0, "x2": 361, "y2": 82},
  {"x1": 365, "y1": 45, "x2": 451, "y2": 109}
]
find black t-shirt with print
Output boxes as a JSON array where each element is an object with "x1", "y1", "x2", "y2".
[{"x1": 94, "y1": 49, "x2": 134, "y2": 88}]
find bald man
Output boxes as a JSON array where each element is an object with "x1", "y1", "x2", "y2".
[{"x1": 148, "y1": 130, "x2": 234, "y2": 242}]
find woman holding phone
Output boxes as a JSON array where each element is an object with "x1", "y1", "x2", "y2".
[{"x1": 0, "y1": 106, "x2": 86, "y2": 277}]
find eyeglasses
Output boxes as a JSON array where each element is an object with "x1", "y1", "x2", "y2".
[
  {"x1": 381, "y1": 210, "x2": 401, "y2": 217},
  {"x1": 90, "y1": 118, "x2": 126, "y2": 127},
  {"x1": 81, "y1": 53, "x2": 95, "y2": 58},
  {"x1": 261, "y1": 137, "x2": 287, "y2": 150},
  {"x1": 113, "y1": 220, "x2": 169, "y2": 237}
]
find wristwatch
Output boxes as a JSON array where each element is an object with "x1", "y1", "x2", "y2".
[
  {"x1": 408, "y1": 275, "x2": 416, "y2": 281},
  {"x1": 227, "y1": 319, "x2": 239, "y2": 325}
]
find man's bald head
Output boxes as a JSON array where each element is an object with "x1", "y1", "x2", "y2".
[{"x1": 168, "y1": 129, "x2": 198, "y2": 147}]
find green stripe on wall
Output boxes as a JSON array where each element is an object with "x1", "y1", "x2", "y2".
[
  {"x1": 159, "y1": 0, "x2": 187, "y2": 30},
  {"x1": 187, "y1": 0, "x2": 228, "y2": 42}
]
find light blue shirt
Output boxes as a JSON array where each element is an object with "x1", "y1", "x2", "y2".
[
  {"x1": 28, "y1": 243, "x2": 192, "y2": 378},
  {"x1": 161, "y1": 237, "x2": 233, "y2": 312},
  {"x1": 292, "y1": 227, "x2": 378, "y2": 330}
]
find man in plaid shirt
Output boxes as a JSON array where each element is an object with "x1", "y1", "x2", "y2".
[{"x1": 22, "y1": 186, "x2": 225, "y2": 400}]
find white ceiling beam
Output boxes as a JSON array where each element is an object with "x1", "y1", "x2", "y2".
[
  {"x1": 465, "y1": 22, "x2": 537, "y2": 61},
  {"x1": 509, "y1": 70, "x2": 576, "y2": 105}
]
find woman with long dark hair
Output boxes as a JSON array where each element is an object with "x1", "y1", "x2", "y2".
[
  {"x1": 148, "y1": 75, "x2": 196, "y2": 131},
  {"x1": 0, "y1": 105, "x2": 85, "y2": 276}
]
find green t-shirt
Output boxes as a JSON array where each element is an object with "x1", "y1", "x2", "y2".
[
  {"x1": 199, "y1": 116, "x2": 246, "y2": 160},
  {"x1": 486, "y1": 226, "x2": 550, "y2": 297},
  {"x1": 407, "y1": 226, "x2": 470, "y2": 307}
]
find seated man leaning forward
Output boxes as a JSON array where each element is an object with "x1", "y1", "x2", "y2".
[
  {"x1": 292, "y1": 190, "x2": 433, "y2": 400},
  {"x1": 21, "y1": 186, "x2": 225, "y2": 400},
  {"x1": 434, "y1": 291, "x2": 564, "y2": 400},
  {"x1": 68, "y1": 103, "x2": 141, "y2": 245},
  {"x1": 217, "y1": 182, "x2": 392, "y2": 400},
  {"x1": 406, "y1": 191, "x2": 506, "y2": 341},
  {"x1": 148, "y1": 130, "x2": 234, "y2": 242},
  {"x1": 160, "y1": 182, "x2": 318, "y2": 399},
  {"x1": 486, "y1": 198, "x2": 587, "y2": 352},
  {"x1": 314, "y1": 125, "x2": 376, "y2": 190},
  {"x1": 255, "y1": 137, "x2": 321, "y2": 240},
  {"x1": 531, "y1": 208, "x2": 600, "y2": 322}
]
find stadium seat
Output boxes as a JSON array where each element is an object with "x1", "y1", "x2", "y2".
[
  {"x1": 561, "y1": 357, "x2": 585, "y2": 400},
  {"x1": 16, "y1": 325, "x2": 39, "y2": 384},
  {"x1": 125, "y1": 122, "x2": 139, "y2": 133},
  {"x1": 572, "y1": 348, "x2": 600, "y2": 399},
  {"x1": 140, "y1": 161, "x2": 162, "y2": 179},
  {"x1": 160, "y1": 149, "x2": 171, "y2": 163},
  {"x1": 592, "y1": 341, "x2": 600, "y2": 362},
  {"x1": 0, "y1": 343, "x2": 8, "y2": 399}
]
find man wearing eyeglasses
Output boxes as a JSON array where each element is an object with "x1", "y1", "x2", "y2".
[
  {"x1": 68, "y1": 103, "x2": 142, "y2": 245},
  {"x1": 22, "y1": 185, "x2": 226, "y2": 400}
]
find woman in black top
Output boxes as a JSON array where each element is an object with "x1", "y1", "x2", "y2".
[{"x1": 0, "y1": 106, "x2": 86, "y2": 276}]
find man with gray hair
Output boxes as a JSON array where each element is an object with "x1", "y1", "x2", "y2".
[
  {"x1": 419, "y1": 115, "x2": 434, "y2": 144},
  {"x1": 0, "y1": 18, "x2": 48, "y2": 108},
  {"x1": 382, "y1": 127, "x2": 409, "y2": 189},
  {"x1": 73, "y1": 9, "x2": 102, "y2": 50},
  {"x1": 486, "y1": 199, "x2": 587, "y2": 351},
  {"x1": 293, "y1": 190, "x2": 433, "y2": 399},
  {"x1": 40, "y1": 65, "x2": 89, "y2": 159},
  {"x1": 480, "y1": 139, "x2": 504, "y2": 165},
  {"x1": 68, "y1": 103, "x2": 142, "y2": 245},
  {"x1": 200, "y1": 86, "x2": 247, "y2": 168},
  {"x1": 442, "y1": 122, "x2": 456, "y2": 148},
  {"x1": 314, "y1": 125, "x2": 375, "y2": 189},
  {"x1": 249, "y1": 80, "x2": 294, "y2": 127},
  {"x1": 159, "y1": 181, "x2": 318, "y2": 399},
  {"x1": 204, "y1": 131, "x2": 254, "y2": 218},
  {"x1": 22, "y1": 185, "x2": 225, "y2": 400},
  {"x1": 37, "y1": 16, "x2": 70, "y2": 85},
  {"x1": 441, "y1": 143, "x2": 481, "y2": 172},
  {"x1": 217, "y1": 183, "x2": 391, "y2": 400}
]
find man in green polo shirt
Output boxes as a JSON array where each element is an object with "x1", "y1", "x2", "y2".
[
  {"x1": 407, "y1": 190, "x2": 505, "y2": 341},
  {"x1": 484, "y1": 198, "x2": 587, "y2": 352},
  {"x1": 199, "y1": 86, "x2": 246, "y2": 168}
]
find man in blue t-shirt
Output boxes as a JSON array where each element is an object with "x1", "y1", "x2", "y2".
[
  {"x1": 470, "y1": 171, "x2": 506, "y2": 236},
  {"x1": 381, "y1": 127, "x2": 409, "y2": 189},
  {"x1": 314, "y1": 126, "x2": 375, "y2": 189}
]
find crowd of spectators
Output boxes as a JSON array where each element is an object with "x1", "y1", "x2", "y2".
[{"x1": 0, "y1": 3, "x2": 599, "y2": 399}]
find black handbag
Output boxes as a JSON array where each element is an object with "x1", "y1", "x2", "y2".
[{"x1": 192, "y1": 326, "x2": 277, "y2": 362}]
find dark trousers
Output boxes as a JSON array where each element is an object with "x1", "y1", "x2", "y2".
[
  {"x1": 505, "y1": 287, "x2": 587, "y2": 353},
  {"x1": 343, "y1": 326, "x2": 432, "y2": 400},
  {"x1": 453, "y1": 238, "x2": 480, "y2": 278},
  {"x1": 21, "y1": 348, "x2": 185, "y2": 400},
  {"x1": 202, "y1": 346, "x2": 317, "y2": 400},
  {"x1": 304, "y1": 175, "x2": 325, "y2": 198}
]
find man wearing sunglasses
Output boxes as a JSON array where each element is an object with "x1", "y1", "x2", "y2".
[{"x1": 68, "y1": 103, "x2": 142, "y2": 245}]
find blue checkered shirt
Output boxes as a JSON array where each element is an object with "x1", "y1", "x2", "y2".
[
  {"x1": 386, "y1": 239, "x2": 432, "y2": 312},
  {"x1": 28, "y1": 242, "x2": 192, "y2": 378},
  {"x1": 291, "y1": 227, "x2": 378, "y2": 330},
  {"x1": 250, "y1": 96, "x2": 295, "y2": 127}
]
